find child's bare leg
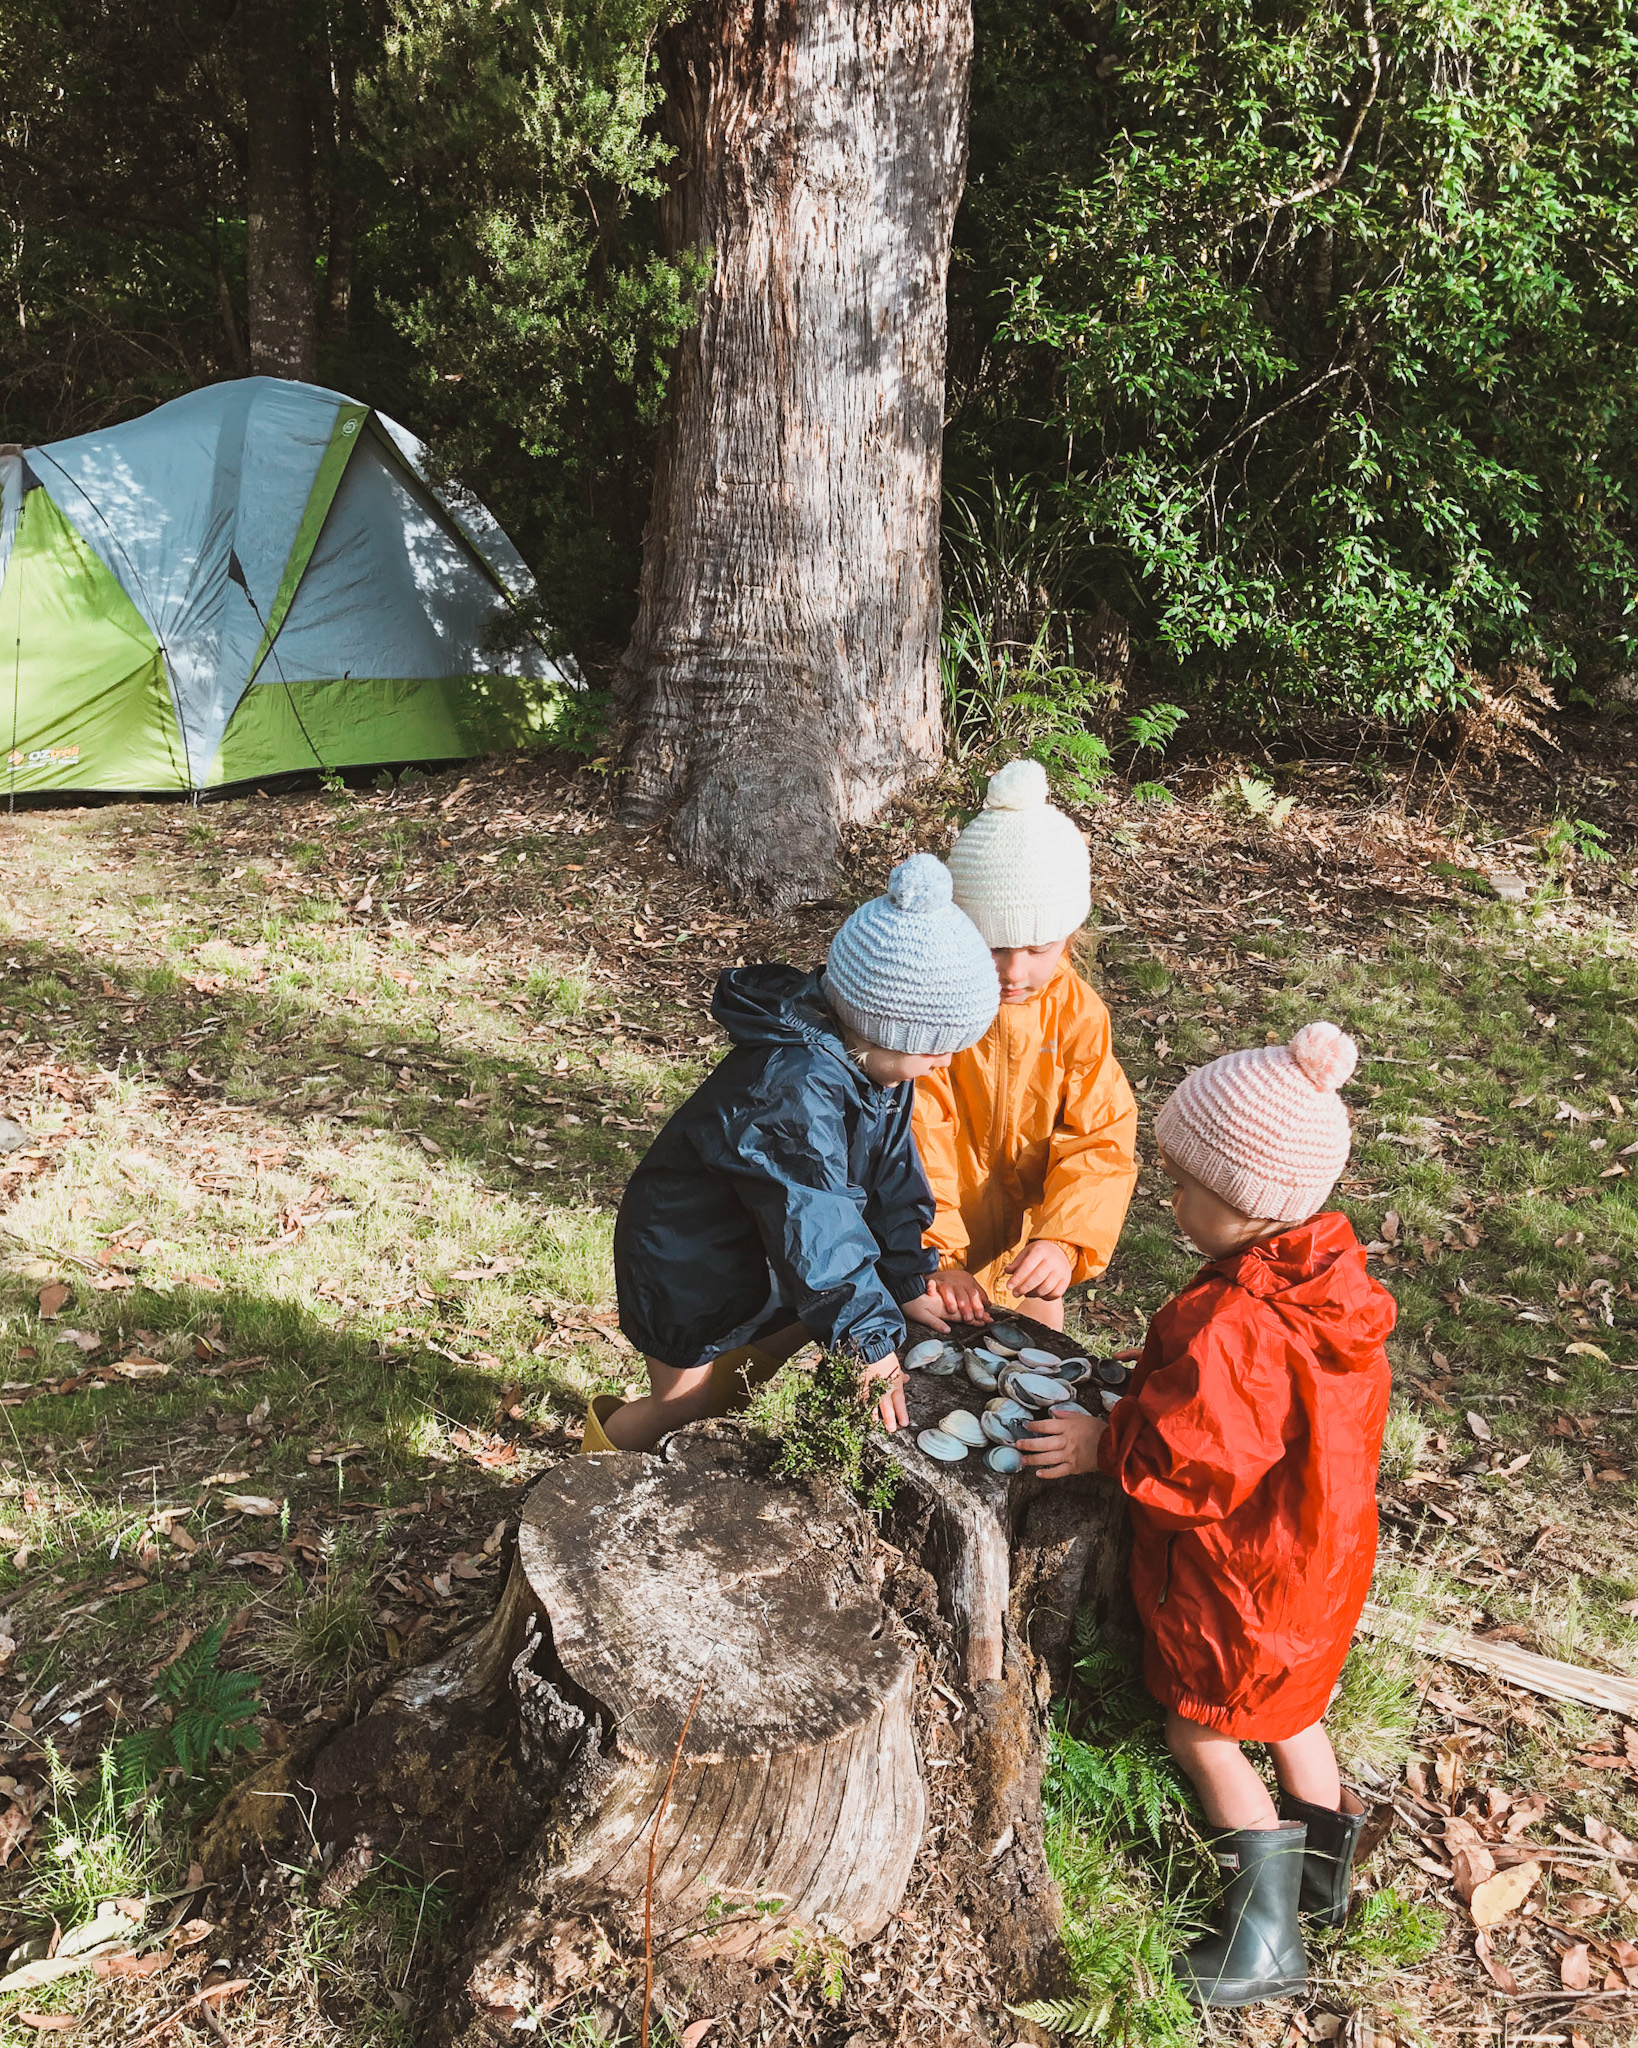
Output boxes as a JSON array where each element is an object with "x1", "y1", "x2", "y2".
[
  {"x1": 1269, "y1": 1723, "x2": 1355, "y2": 1812},
  {"x1": 1028, "y1": 1295, "x2": 1065, "y2": 1332},
  {"x1": 1165, "y1": 1711, "x2": 1279, "y2": 1830},
  {"x1": 602, "y1": 1360, "x2": 713, "y2": 1451}
]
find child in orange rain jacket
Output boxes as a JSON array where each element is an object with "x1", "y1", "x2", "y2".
[
  {"x1": 1020, "y1": 1022, "x2": 1395, "y2": 2011},
  {"x1": 912, "y1": 759, "x2": 1137, "y2": 1332}
]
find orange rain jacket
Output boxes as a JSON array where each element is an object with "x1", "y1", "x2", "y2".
[
  {"x1": 911, "y1": 961, "x2": 1139, "y2": 1310},
  {"x1": 1098, "y1": 1212, "x2": 1395, "y2": 1740}
]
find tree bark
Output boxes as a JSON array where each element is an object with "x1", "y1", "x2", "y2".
[
  {"x1": 242, "y1": 0, "x2": 318, "y2": 381},
  {"x1": 876, "y1": 1308, "x2": 1136, "y2": 1995},
  {"x1": 615, "y1": 0, "x2": 970, "y2": 907}
]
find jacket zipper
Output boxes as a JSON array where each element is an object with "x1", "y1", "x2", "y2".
[{"x1": 1155, "y1": 1534, "x2": 1176, "y2": 1607}]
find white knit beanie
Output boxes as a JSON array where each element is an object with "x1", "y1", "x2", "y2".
[
  {"x1": 947, "y1": 759, "x2": 1092, "y2": 948},
  {"x1": 823, "y1": 855, "x2": 999, "y2": 1056},
  {"x1": 1153, "y1": 1023, "x2": 1358, "y2": 1223}
]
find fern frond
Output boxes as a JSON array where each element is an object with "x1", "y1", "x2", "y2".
[
  {"x1": 1009, "y1": 1994, "x2": 1114, "y2": 2037},
  {"x1": 121, "y1": 1621, "x2": 262, "y2": 1788},
  {"x1": 157, "y1": 1620, "x2": 230, "y2": 1703}
]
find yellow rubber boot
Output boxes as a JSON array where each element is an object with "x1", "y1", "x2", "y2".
[
  {"x1": 707, "y1": 1344, "x2": 785, "y2": 1417},
  {"x1": 580, "y1": 1392, "x2": 626, "y2": 1454}
]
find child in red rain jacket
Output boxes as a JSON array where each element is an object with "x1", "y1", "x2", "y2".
[{"x1": 1022, "y1": 1023, "x2": 1394, "y2": 2010}]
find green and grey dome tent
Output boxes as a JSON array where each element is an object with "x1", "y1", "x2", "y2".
[{"x1": 0, "y1": 376, "x2": 575, "y2": 796}]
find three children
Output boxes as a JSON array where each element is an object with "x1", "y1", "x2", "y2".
[{"x1": 602, "y1": 762, "x2": 1392, "y2": 2010}]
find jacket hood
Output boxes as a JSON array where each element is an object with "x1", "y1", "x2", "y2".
[
  {"x1": 711, "y1": 964, "x2": 850, "y2": 1059},
  {"x1": 1215, "y1": 1212, "x2": 1395, "y2": 1366}
]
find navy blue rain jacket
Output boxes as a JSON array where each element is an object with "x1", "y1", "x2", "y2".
[{"x1": 613, "y1": 965, "x2": 938, "y2": 1370}]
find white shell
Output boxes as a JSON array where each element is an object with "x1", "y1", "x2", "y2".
[
  {"x1": 1099, "y1": 1388, "x2": 1122, "y2": 1413},
  {"x1": 1010, "y1": 1371, "x2": 1070, "y2": 1408},
  {"x1": 982, "y1": 1399, "x2": 1033, "y2": 1443},
  {"x1": 964, "y1": 1353, "x2": 999, "y2": 1390},
  {"x1": 1055, "y1": 1358, "x2": 1092, "y2": 1386},
  {"x1": 916, "y1": 1428, "x2": 968, "y2": 1462},
  {"x1": 939, "y1": 1408, "x2": 988, "y2": 1448},
  {"x1": 1018, "y1": 1347, "x2": 1062, "y2": 1370},
  {"x1": 904, "y1": 1338, "x2": 947, "y2": 1371},
  {"x1": 924, "y1": 1344, "x2": 963, "y2": 1375},
  {"x1": 985, "y1": 1325, "x2": 1026, "y2": 1355},
  {"x1": 986, "y1": 1445, "x2": 1024, "y2": 1475},
  {"x1": 1049, "y1": 1401, "x2": 1091, "y2": 1419}
]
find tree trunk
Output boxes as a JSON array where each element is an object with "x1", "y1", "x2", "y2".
[
  {"x1": 243, "y1": 0, "x2": 318, "y2": 381},
  {"x1": 615, "y1": 0, "x2": 970, "y2": 907},
  {"x1": 321, "y1": 24, "x2": 358, "y2": 338}
]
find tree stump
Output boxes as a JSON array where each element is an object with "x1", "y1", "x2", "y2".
[
  {"x1": 200, "y1": 1312, "x2": 1134, "y2": 2037},
  {"x1": 263, "y1": 1433, "x2": 922, "y2": 2035}
]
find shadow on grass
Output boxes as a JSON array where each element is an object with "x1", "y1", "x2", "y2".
[{"x1": 1, "y1": 933, "x2": 670, "y2": 1197}]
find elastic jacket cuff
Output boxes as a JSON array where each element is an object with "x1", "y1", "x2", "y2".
[{"x1": 886, "y1": 1259, "x2": 939, "y2": 1306}]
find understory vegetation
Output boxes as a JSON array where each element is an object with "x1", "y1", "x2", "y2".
[{"x1": 7, "y1": 0, "x2": 1637, "y2": 725}]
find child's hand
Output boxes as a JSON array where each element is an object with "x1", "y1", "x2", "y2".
[
  {"x1": 1018, "y1": 1407, "x2": 1105, "y2": 1479},
  {"x1": 863, "y1": 1352, "x2": 909, "y2": 1433},
  {"x1": 933, "y1": 1267, "x2": 991, "y2": 1323},
  {"x1": 901, "y1": 1289, "x2": 952, "y2": 1335},
  {"x1": 1006, "y1": 1239, "x2": 1074, "y2": 1300}
]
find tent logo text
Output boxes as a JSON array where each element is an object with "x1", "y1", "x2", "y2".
[{"x1": 8, "y1": 746, "x2": 80, "y2": 767}]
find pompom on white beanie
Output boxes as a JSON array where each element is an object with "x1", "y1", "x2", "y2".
[
  {"x1": 947, "y1": 758, "x2": 1092, "y2": 948},
  {"x1": 823, "y1": 854, "x2": 1000, "y2": 1056},
  {"x1": 1153, "y1": 1022, "x2": 1359, "y2": 1223}
]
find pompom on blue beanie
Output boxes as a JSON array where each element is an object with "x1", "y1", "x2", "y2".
[{"x1": 823, "y1": 854, "x2": 999, "y2": 1056}]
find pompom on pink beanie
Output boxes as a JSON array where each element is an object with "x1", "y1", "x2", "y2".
[{"x1": 1153, "y1": 1022, "x2": 1359, "y2": 1223}]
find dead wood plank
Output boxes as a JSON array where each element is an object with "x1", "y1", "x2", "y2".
[{"x1": 1359, "y1": 1603, "x2": 1638, "y2": 1716}]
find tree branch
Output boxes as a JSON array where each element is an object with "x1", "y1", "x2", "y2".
[
  {"x1": 1236, "y1": 0, "x2": 1382, "y2": 226},
  {"x1": 1194, "y1": 363, "x2": 1355, "y2": 481}
]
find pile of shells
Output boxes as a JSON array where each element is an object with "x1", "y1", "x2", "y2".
[{"x1": 908, "y1": 1332, "x2": 1133, "y2": 1473}]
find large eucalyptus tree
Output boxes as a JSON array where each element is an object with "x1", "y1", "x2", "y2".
[{"x1": 616, "y1": 0, "x2": 972, "y2": 906}]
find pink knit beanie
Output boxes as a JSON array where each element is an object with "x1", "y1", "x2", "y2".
[{"x1": 1153, "y1": 1022, "x2": 1358, "y2": 1223}]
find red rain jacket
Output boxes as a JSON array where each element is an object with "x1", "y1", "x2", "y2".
[{"x1": 1098, "y1": 1213, "x2": 1395, "y2": 1740}]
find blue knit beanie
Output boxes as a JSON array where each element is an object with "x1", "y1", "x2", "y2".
[{"x1": 823, "y1": 854, "x2": 999, "y2": 1056}]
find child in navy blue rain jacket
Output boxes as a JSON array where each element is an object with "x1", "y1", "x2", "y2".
[{"x1": 594, "y1": 856, "x2": 999, "y2": 1453}]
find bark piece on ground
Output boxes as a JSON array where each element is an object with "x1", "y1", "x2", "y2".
[{"x1": 1358, "y1": 1604, "x2": 1638, "y2": 1715}]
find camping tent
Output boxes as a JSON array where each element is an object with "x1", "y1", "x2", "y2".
[{"x1": 0, "y1": 377, "x2": 575, "y2": 796}]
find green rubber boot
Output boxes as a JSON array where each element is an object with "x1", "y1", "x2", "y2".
[
  {"x1": 1175, "y1": 1823, "x2": 1308, "y2": 2009},
  {"x1": 1277, "y1": 1790, "x2": 1368, "y2": 1928}
]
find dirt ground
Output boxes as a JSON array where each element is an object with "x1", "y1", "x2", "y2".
[{"x1": 0, "y1": 723, "x2": 1634, "y2": 2045}]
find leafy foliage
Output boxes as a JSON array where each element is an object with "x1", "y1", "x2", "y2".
[
  {"x1": 942, "y1": 482, "x2": 1192, "y2": 797},
  {"x1": 362, "y1": 0, "x2": 704, "y2": 649},
  {"x1": 769, "y1": 1351, "x2": 895, "y2": 1512},
  {"x1": 113, "y1": 1620, "x2": 262, "y2": 1797},
  {"x1": 1051, "y1": 1622, "x2": 1197, "y2": 1847},
  {"x1": 1038, "y1": 1624, "x2": 1208, "y2": 2045},
  {"x1": 954, "y1": 0, "x2": 1638, "y2": 727},
  {"x1": 1337, "y1": 1884, "x2": 1446, "y2": 1969},
  {"x1": 1009, "y1": 1992, "x2": 1116, "y2": 2038}
]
